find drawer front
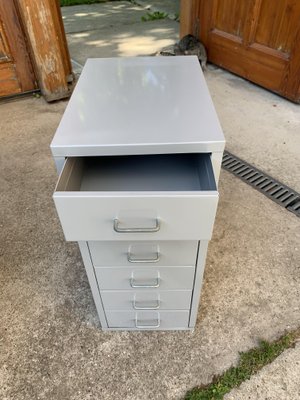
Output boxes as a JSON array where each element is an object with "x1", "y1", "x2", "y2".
[
  {"x1": 95, "y1": 266, "x2": 195, "y2": 290},
  {"x1": 105, "y1": 310, "x2": 190, "y2": 329},
  {"x1": 54, "y1": 194, "x2": 218, "y2": 241},
  {"x1": 88, "y1": 241, "x2": 198, "y2": 267},
  {"x1": 101, "y1": 290, "x2": 192, "y2": 310},
  {"x1": 53, "y1": 155, "x2": 218, "y2": 241}
]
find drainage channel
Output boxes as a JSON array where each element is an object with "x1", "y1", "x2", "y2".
[{"x1": 222, "y1": 151, "x2": 300, "y2": 218}]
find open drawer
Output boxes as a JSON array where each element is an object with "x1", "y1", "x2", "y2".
[{"x1": 53, "y1": 153, "x2": 218, "y2": 241}]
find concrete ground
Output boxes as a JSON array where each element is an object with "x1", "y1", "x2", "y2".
[
  {"x1": 0, "y1": 1, "x2": 300, "y2": 399},
  {"x1": 62, "y1": 1, "x2": 179, "y2": 64}
]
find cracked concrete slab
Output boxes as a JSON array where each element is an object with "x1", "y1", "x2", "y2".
[
  {"x1": 0, "y1": 96, "x2": 299, "y2": 400},
  {"x1": 225, "y1": 343, "x2": 300, "y2": 400}
]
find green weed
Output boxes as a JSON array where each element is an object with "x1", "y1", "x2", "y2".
[
  {"x1": 185, "y1": 328, "x2": 300, "y2": 400},
  {"x1": 141, "y1": 11, "x2": 168, "y2": 22}
]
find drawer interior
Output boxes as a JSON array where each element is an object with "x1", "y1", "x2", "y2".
[{"x1": 56, "y1": 153, "x2": 216, "y2": 192}]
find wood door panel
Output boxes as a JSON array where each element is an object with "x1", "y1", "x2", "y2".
[
  {"x1": 255, "y1": 0, "x2": 300, "y2": 53},
  {"x1": 0, "y1": 64, "x2": 20, "y2": 95},
  {"x1": 0, "y1": 0, "x2": 36, "y2": 97},
  {"x1": 209, "y1": 37, "x2": 285, "y2": 92},
  {"x1": 0, "y1": 18, "x2": 21, "y2": 95},
  {"x1": 189, "y1": 0, "x2": 300, "y2": 102},
  {"x1": 0, "y1": 28, "x2": 10, "y2": 61},
  {"x1": 210, "y1": 34, "x2": 287, "y2": 69},
  {"x1": 214, "y1": 0, "x2": 252, "y2": 39}
]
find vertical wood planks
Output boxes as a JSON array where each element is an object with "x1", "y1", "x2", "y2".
[
  {"x1": 180, "y1": 0, "x2": 300, "y2": 102},
  {"x1": 16, "y1": 0, "x2": 73, "y2": 101},
  {"x1": 0, "y1": 0, "x2": 37, "y2": 96}
]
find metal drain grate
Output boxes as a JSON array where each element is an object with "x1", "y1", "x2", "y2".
[{"x1": 222, "y1": 151, "x2": 300, "y2": 218}]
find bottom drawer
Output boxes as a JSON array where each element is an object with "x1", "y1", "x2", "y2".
[
  {"x1": 106, "y1": 310, "x2": 190, "y2": 329},
  {"x1": 101, "y1": 290, "x2": 192, "y2": 310}
]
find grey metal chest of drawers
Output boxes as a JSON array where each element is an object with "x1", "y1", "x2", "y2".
[{"x1": 51, "y1": 56, "x2": 225, "y2": 331}]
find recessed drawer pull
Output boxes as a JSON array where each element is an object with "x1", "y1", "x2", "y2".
[
  {"x1": 127, "y1": 251, "x2": 160, "y2": 263},
  {"x1": 130, "y1": 277, "x2": 160, "y2": 288},
  {"x1": 113, "y1": 218, "x2": 160, "y2": 233},
  {"x1": 133, "y1": 299, "x2": 160, "y2": 310},
  {"x1": 135, "y1": 316, "x2": 160, "y2": 329}
]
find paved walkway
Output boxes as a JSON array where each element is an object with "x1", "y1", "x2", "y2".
[
  {"x1": 0, "y1": 1, "x2": 299, "y2": 400},
  {"x1": 62, "y1": 0, "x2": 179, "y2": 65}
]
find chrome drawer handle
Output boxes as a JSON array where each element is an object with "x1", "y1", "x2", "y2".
[
  {"x1": 130, "y1": 277, "x2": 160, "y2": 288},
  {"x1": 133, "y1": 299, "x2": 160, "y2": 310},
  {"x1": 113, "y1": 218, "x2": 160, "y2": 233},
  {"x1": 127, "y1": 251, "x2": 160, "y2": 263},
  {"x1": 135, "y1": 316, "x2": 160, "y2": 329}
]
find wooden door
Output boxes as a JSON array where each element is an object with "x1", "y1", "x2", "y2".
[
  {"x1": 181, "y1": 0, "x2": 300, "y2": 103},
  {"x1": 0, "y1": 0, "x2": 37, "y2": 97}
]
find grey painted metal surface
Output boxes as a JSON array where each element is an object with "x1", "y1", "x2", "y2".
[
  {"x1": 105, "y1": 310, "x2": 190, "y2": 329},
  {"x1": 51, "y1": 57, "x2": 224, "y2": 330},
  {"x1": 53, "y1": 156, "x2": 218, "y2": 241},
  {"x1": 95, "y1": 266, "x2": 195, "y2": 290},
  {"x1": 100, "y1": 290, "x2": 192, "y2": 310},
  {"x1": 78, "y1": 241, "x2": 108, "y2": 328},
  {"x1": 88, "y1": 241, "x2": 198, "y2": 267},
  {"x1": 54, "y1": 193, "x2": 218, "y2": 242},
  {"x1": 50, "y1": 57, "x2": 225, "y2": 157}
]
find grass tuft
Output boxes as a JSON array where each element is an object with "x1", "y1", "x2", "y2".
[
  {"x1": 184, "y1": 328, "x2": 300, "y2": 400},
  {"x1": 141, "y1": 11, "x2": 168, "y2": 22}
]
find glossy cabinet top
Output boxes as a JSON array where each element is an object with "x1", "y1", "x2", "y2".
[{"x1": 51, "y1": 56, "x2": 225, "y2": 157}]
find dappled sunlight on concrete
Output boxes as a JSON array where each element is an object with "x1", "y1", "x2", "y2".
[
  {"x1": 67, "y1": 20, "x2": 178, "y2": 62},
  {"x1": 61, "y1": 1, "x2": 179, "y2": 62},
  {"x1": 62, "y1": 1, "x2": 152, "y2": 34},
  {"x1": 118, "y1": 35, "x2": 173, "y2": 56}
]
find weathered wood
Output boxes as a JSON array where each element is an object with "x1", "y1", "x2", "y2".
[
  {"x1": 50, "y1": 0, "x2": 73, "y2": 83},
  {"x1": 180, "y1": 0, "x2": 193, "y2": 38},
  {"x1": 281, "y1": 21, "x2": 300, "y2": 103},
  {"x1": 16, "y1": 0, "x2": 74, "y2": 101},
  {"x1": 0, "y1": 64, "x2": 20, "y2": 96},
  {"x1": 0, "y1": 0, "x2": 37, "y2": 97},
  {"x1": 180, "y1": 0, "x2": 201, "y2": 38},
  {"x1": 0, "y1": 27, "x2": 10, "y2": 61},
  {"x1": 181, "y1": 0, "x2": 300, "y2": 102}
]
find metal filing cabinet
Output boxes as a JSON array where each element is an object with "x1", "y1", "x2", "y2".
[{"x1": 51, "y1": 56, "x2": 225, "y2": 331}]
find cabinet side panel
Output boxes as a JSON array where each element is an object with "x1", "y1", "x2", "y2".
[
  {"x1": 78, "y1": 241, "x2": 108, "y2": 328},
  {"x1": 211, "y1": 152, "x2": 223, "y2": 185},
  {"x1": 189, "y1": 240, "x2": 209, "y2": 328}
]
